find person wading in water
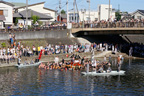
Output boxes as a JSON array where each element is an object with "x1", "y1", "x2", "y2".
[{"x1": 117, "y1": 56, "x2": 121, "y2": 72}]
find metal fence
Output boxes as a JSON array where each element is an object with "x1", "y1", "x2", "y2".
[
  {"x1": 72, "y1": 21, "x2": 144, "y2": 28},
  {"x1": 0, "y1": 26, "x2": 67, "y2": 33}
]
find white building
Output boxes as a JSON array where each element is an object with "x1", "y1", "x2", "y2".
[
  {"x1": 0, "y1": 1, "x2": 14, "y2": 28},
  {"x1": 15, "y1": 2, "x2": 56, "y2": 22},
  {"x1": 132, "y1": 10, "x2": 144, "y2": 19},
  {"x1": 98, "y1": 4, "x2": 115, "y2": 21},
  {"x1": 68, "y1": 4, "x2": 115, "y2": 23},
  {"x1": 69, "y1": 11, "x2": 98, "y2": 23}
]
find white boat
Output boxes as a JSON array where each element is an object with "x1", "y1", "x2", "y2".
[
  {"x1": 81, "y1": 70, "x2": 125, "y2": 76},
  {"x1": 15, "y1": 62, "x2": 41, "y2": 68}
]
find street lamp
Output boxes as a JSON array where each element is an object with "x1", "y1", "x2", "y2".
[{"x1": 81, "y1": 9, "x2": 86, "y2": 28}]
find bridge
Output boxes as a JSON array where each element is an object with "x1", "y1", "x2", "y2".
[{"x1": 71, "y1": 28, "x2": 144, "y2": 35}]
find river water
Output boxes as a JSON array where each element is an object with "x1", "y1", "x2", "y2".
[{"x1": 0, "y1": 59, "x2": 144, "y2": 96}]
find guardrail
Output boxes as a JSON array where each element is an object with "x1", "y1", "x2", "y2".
[
  {"x1": 0, "y1": 26, "x2": 67, "y2": 33},
  {"x1": 72, "y1": 22, "x2": 144, "y2": 28}
]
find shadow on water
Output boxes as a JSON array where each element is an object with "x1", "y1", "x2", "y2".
[{"x1": 0, "y1": 59, "x2": 144, "y2": 96}]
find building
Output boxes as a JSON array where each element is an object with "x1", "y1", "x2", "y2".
[
  {"x1": 15, "y1": 2, "x2": 56, "y2": 22},
  {"x1": 57, "y1": 14, "x2": 67, "y2": 23},
  {"x1": 13, "y1": 9, "x2": 53, "y2": 26},
  {"x1": 68, "y1": 4, "x2": 115, "y2": 23},
  {"x1": 0, "y1": 1, "x2": 14, "y2": 29},
  {"x1": 121, "y1": 12, "x2": 132, "y2": 20},
  {"x1": 98, "y1": 4, "x2": 115, "y2": 21},
  {"x1": 68, "y1": 10, "x2": 98, "y2": 23},
  {"x1": 132, "y1": 10, "x2": 144, "y2": 19}
]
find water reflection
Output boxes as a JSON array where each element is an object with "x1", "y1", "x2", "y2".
[{"x1": 0, "y1": 58, "x2": 144, "y2": 95}]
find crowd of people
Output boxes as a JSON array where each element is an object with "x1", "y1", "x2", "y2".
[
  {"x1": 1, "y1": 36, "x2": 122, "y2": 64},
  {"x1": 2, "y1": 18, "x2": 144, "y2": 33},
  {"x1": 0, "y1": 32, "x2": 143, "y2": 65},
  {"x1": 4, "y1": 42, "x2": 120, "y2": 58},
  {"x1": 72, "y1": 19, "x2": 144, "y2": 28}
]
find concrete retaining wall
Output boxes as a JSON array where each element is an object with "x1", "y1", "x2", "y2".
[{"x1": 0, "y1": 30, "x2": 68, "y2": 40}]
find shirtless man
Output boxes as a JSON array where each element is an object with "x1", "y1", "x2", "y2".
[{"x1": 117, "y1": 56, "x2": 121, "y2": 72}]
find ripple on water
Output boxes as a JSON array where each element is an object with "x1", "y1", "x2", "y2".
[{"x1": 0, "y1": 59, "x2": 144, "y2": 95}]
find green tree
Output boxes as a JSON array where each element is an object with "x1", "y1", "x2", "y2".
[
  {"x1": 38, "y1": 21, "x2": 43, "y2": 27},
  {"x1": 61, "y1": 10, "x2": 66, "y2": 14},
  {"x1": 115, "y1": 11, "x2": 121, "y2": 21},
  {"x1": 31, "y1": 15, "x2": 40, "y2": 24},
  {"x1": 15, "y1": 17, "x2": 21, "y2": 25}
]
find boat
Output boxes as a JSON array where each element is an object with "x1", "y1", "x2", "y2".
[
  {"x1": 15, "y1": 62, "x2": 42, "y2": 68},
  {"x1": 81, "y1": 70, "x2": 125, "y2": 76}
]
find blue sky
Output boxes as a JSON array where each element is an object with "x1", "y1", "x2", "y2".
[{"x1": 4, "y1": 0, "x2": 144, "y2": 12}]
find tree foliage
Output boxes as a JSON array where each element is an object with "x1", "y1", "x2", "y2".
[
  {"x1": 15, "y1": 17, "x2": 21, "y2": 25},
  {"x1": 115, "y1": 11, "x2": 121, "y2": 21},
  {"x1": 31, "y1": 15, "x2": 40, "y2": 24},
  {"x1": 61, "y1": 10, "x2": 66, "y2": 14}
]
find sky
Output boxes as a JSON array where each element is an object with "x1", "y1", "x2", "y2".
[{"x1": 4, "y1": 0, "x2": 144, "y2": 13}]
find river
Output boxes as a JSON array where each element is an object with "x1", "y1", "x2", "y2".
[{"x1": 0, "y1": 58, "x2": 144, "y2": 96}]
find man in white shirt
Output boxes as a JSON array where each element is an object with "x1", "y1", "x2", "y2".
[
  {"x1": 32, "y1": 45, "x2": 36, "y2": 55},
  {"x1": 3, "y1": 48, "x2": 6, "y2": 56}
]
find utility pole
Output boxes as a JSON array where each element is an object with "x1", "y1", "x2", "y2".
[
  {"x1": 59, "y1": 0, "x2": 61, "y2": 23},
  {"x1": 81, "y1": 9, "x2": 86, "y2": 28},
  {"x1": 87, "y1": 0, "x2": 91, "y2": 22},
  {"x1": 26, "y1": 0, "x2": 28, "y2": 29},
  {"x1": 55, "y1": 7, "x2": 58, "y2": 21},
  {"x1": 118, "y1": 4, "x2": 120, "y2": 12},
  {"x1": 108, "y1": 0, "x2": 110, "y2": 20},
  {"x1": 67, "y1": 0, "x2": 69, "y2": 25},
  {"x1": 76, "y1": 1, "x2": 81, "y2": 23},
  {"x1": 73, "y1": 0, "x2": 76, "y2": 23}
]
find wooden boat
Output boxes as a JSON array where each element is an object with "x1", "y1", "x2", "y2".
[
  {"x1": 15, "y1": 62, "x2": 41, "y2": 68},
  {"x1": 81, "y1": 70, "x2": 125, "y2": 76}
]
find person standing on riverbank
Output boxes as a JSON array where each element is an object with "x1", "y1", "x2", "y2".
[{"x1": 104, "y1": 55, "x2": 107, "y2": 62}]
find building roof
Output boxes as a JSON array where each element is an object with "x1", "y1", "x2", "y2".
[
  {"x1": 0, "y1": 15, "x2": 6, "y2": 21},
  {"x1": 11, "y1": 2, "x2": 26, "y2": 8},
  {"x1": 0, "y1": 1, "x2": 14, "y2": 7},
  {"x1": 15, "y1": 2, "x2": 56, "y2": 12},
  {"x1": 132, "y1": 10, "x2": 144, "y2": 16},
  {"x1": 13, "y1": 9, "x2": 53, "y2": 20},
  {"x1": 43, "y1": 7, "x2": 56, "y2": 12},
  {"x1": 15, "y1": 2, "x2": 45, "y2": 9},
  {"x1": 138, "y1": 10, "x2": 144, "y2": 14}
]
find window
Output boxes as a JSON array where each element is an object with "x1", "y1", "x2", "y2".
[
  {"x1": 137, "y1": 16, "x2": 141, "y2": 19},
  {"x1": 4, "y1": 10, "x2": 8, "y2": 17},
  {"x1": 0, "y1": 10, "x2": 3, "y2": 15},
  {"x1": 86, "y1": 17, "x2": 90, "y2": 21}
]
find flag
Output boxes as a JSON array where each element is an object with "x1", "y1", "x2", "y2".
[{"x1": 38, "y1": 50, "x2": 43, "y2": 60}]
